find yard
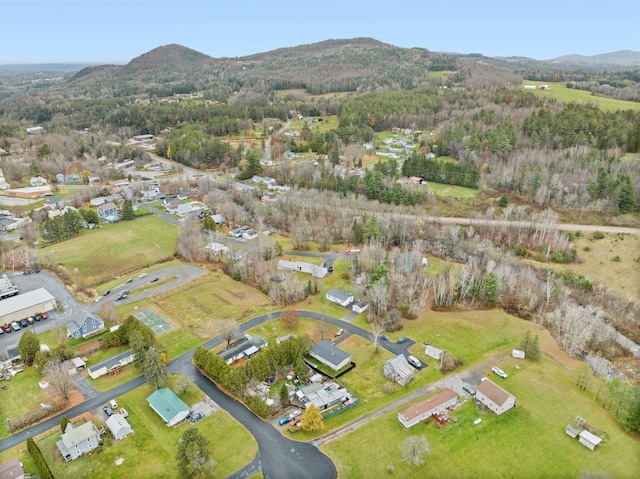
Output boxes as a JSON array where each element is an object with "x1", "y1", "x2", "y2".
[
  {"x1": 38, "y1": 380, "x2": 257, "y2": 479},
  {"x1": 149, "y1": 268, "x2": 275, "y2": 339},
  {"x1": 40, "y1": 215, "x2": 178, "y2": 287},
  {"x1": 0, "y1": 366, "x2": 50, "y2": 439},
  {"x1": 322, "y1": 354, "x2": 640, "y2": 478}
]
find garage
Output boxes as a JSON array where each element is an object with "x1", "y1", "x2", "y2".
[{"x1": 0, "y1": 288, "x2": 57, "y2": 324}]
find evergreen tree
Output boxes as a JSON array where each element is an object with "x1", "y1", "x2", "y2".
[
  {"x1": 352, "y1": 219, "x2": 364, "y2": 244},
  {"x1": 279, "y1": 383, "x2": 289, "y2": 409},
  {"x1": 498, "y1": 195, "x2": 509, "y2": 207},
  {"x1": 481, "y1": 273, "x2": 499, "y2": 308},
  {"x1": 176, "y1": 428, "x2": 214, "y2": 479},
  {"x1": 60, "y1": 416, "x2": 69, "y2": 433},
  {"x1": 143, "y1": 346, "x2": 168, "y2": 389},
  {"x1": 121, "y1": 199, "x2": 134, "y2": 221},
  {"x1": 18, "y1": 330, "x2": 40, "y2": 364}
]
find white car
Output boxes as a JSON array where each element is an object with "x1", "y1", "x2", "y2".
[
  {"x1": 139, "y1": 273, "x2": 148, "y2": 278},
  {"x1": 492, "y1": 366, "x2": 508, "y2": 379},
  {"x1": 94, "y1": 295, "x2": 103, "y2": 303},
  {"x1": 110, "y1": 399, "x2": 118, "y2": 409},
  {"x1": 120, "y1": 408, "x2": 128, "y2": 418}
]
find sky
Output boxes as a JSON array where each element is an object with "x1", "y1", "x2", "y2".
[{"x1": 0, "y1": 1, "x2": 638, "y2": 64}]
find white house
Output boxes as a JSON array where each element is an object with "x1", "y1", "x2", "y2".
[
  {"x1": 383, "y1": 355, "x2": 414, "y2": 386},
  {"x1": 512, "y1": 349, "x2": 526, "y2": 359},
  {"x1": 277, "y1": 260, "x2": 327, "y2": 278},
  {"x1": 351, "y1": 300, "x2": 368, "y2": 314},
  {"x1": 106, "y1": 414, "x2": 133, "y2": 440},
  {"x1": 205, "y1": 242, "x2": 229, "y2": 255},
  {"x1": 147, "y1": 389, "x2": 190, "y2": 427},
  {"x1": 30, "y1": 176, "x2": 48, "y2": 187},
  {"x1": 325, "y1": 289, "x2": 353, "y2": 308},
  {"x1": 397, "y1": 389, "x2": 458, "y2": 428},
  {"x1": 56, "y1": 422, "x2": 101, "y2": 461},
  {"x1": 476, "y1": 378, "x2": 516, "y2": 415},
  {"x1": 87, "y1": 350, "x2": 135, "y2": 380}
]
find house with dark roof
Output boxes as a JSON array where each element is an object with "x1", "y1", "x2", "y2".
[
  {"x1": 56, "y1": 421, "x2": 101, "y2": 461},
  {"x1": 309, "y1": 340, "x2": 351, "y2": 371},
  {"x1": 67, "y1": 316, "x2": 105, "y2": 340},
  {"x1": 383, "y1": 355, "x2": 415, "y2": 386},
  {"x1": 476, "y1": 378, "x2": 516, "y2": 415},
  {"x1": 147, "y1": 388, "x2": 190, "y2": 426},
  {"x1": 352, "y1": 300, "x2": 368, "y2": 314},
  {"x1": 296, "y1": 381, "x2": 354, "y2": 411},
  {"x1": 88, "y1": 349, "x2": 134, "y2": 379},
  {"x1": 397, "y1": 389, "x2": 458, "y2": 428},
  {"x1": 325, "y1": 289, "x2": 353, "y2": 308}
]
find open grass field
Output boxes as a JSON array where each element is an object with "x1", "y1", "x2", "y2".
[
  {"x1": 40, "y1": 215, "x2": 178, "y2": 287},
  {"x1": 523, "y1": 232, "x2": 640, "y2": 298},
  {"x1": 522, "y1": 81, "x2": 640, "y2": 113},
  {"x1": 0, "y1": 366, "x2": 49, "y2": 439},
  {"x1": 322, "y1": 353, "x2": 640, "y2": 479},
  {"x1": 149, "y1": 268, "x2": 275, "y2": 339},
  {"x1": 428, "y1": 182, "x2": 478, "y2": 198},
  {"x1": 37, "y1": 380, "x2": 257, "y2": 479}
]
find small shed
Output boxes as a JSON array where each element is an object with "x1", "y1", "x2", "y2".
[
  {"x1": 425, "y1": 345, "x2": 443, "y2": 361},
  {"x1": 512, "y1": 349, "x2": 526, "y2": 359},
  {"x1": 106, "y1": 414, "x2": 133, "y2": 440},
  {"x1": 578, "y1": 430, "x2": 602, "y2": 451},
  {"x1": 565, "y1": 424, "x2": 581, "y2": 438}
]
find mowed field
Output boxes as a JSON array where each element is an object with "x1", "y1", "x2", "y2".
[
  {"x1": 522, "y1": 81, "x2": 640, "y2": 112},
  {"x1": 149, "y1": 268, "x2": 275, "y2": 339},
  {"x1": 40, "y1": 215, "x2": 178, "y2": 287},
  {"x1": 323, "y1": 354, "x2": 640, "y2": 479}
]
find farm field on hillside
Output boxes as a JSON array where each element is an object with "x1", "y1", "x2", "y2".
[
  {"x1": 40, "y1": 215, "x2": 178, "y2": 287},
  {"x1": 522, "y1": 81, "x2": 640, "y2": 112},
  {"x1": 323, "y1": 355, "x2": 640, "y2": 478}
]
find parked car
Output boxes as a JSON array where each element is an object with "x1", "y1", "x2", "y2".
[
  {"x1": 125, "y1": 278, "x2": 133, "y2": 284},
  {"x1": 139, "y1": 273, "x2": 148, "y2": 278},
  {"x1": 189, "y1": 412, "x2": 204, "y2": 423},
  {"x1": 10, "y1": 322, "x2": 20, "y2": 331},
  {"x1": 397, "y1": 337, "x2": 408, "y2": 344},
  {"x1": 2, "y1": 324, "x2": 11, "y2": 333},
  {"x1": 407, "y1": 355, "x2": 422, "y2": 368},
  {"x1": 278, "y1": 416, "x2": 291, "y2": 426},
  {"x1": 103, "y1": 289, "x2": 111, "y2": 296},
  {"x1": 492, "y1": 366, "x2": 508, "y2": 379},
  {"x1": 336, "y1": 328, "x2": 345, "y2": 337},
  {"x1": 380, "y1": 334, "x2": 389, "y2": 341},
  {"x1": 149, "y1": 277, "x2": 159, "y2": 283},
  {"x1": 120, "y1": 408, "x2": 128, "y2": 418},
  {"x1": 40, "y1": 313, "x2": 47, "y2": 320},
  {"x1": 327, "y1": 266, "x2": 334, "y2": 273},
  {"x1": 94, "y1": 295, "x2": 103, "y2": 303},
  {"x1": 27, "y1": 317, "x2": 34, "y2": 324},
  {"x1": 110, "y1": 399, "x2": 118, "y2": 409},
  {"x1": 0, "y1": 328, "x2": 3, "y2": 335},
  {"x1": 34, "y1": 314, "x2": 42, "y2": 321},
  {"x1": 103, "y1": 406, "x2": 113, "y2": 417},
  {"x1": 19, "y1": 319, "x2": 28, "y2": 328},
  {"x1": 289, "y1": 409, "x2": 302, "y2": 419},
  {"x1": 463, "y1": 385, "x2": 476, "y2": 396}
]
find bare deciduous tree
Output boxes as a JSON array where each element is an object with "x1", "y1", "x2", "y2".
[
  {"x1": 399, "y1": 435, "x2": 430, "y2": 466},
  {"x1": 44, "y1": 361, "x2": 74, "y2": 400}
]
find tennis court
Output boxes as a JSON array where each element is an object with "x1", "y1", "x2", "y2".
[{"x1": 134, "y1": 309, "x2": 174, "y2": 334}]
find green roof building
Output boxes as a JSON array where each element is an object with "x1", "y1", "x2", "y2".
[{"x1": 147, "y1": 388, "x2": 190, "y2": 426}]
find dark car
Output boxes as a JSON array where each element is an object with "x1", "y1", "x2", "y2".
[
  {"x1": 34, "y1": 314, "x2": 42, "y2": 321},
  {"x1": 397, "y1": 337, "x2": 408, "y2": 344},
  {"x1": 328, "y1": 266, "x2": 334, "y2": 273},
  {"x1": 20, "y1": 319, "x2": 28, "y2": 328},
  {"x1": 126, "y1": 278, "x2": 133, "y2": 283},
  {"x1": 150, "y1": 277, "x2": 159, "y2": 283},
  {"x1": 380, "y1": 334, "x2": 389, "y2": 341},
  {"x1": 463, "y1": 385, "x2": 476, "y2": 396},
  {"x1": 189, "y1": 412, "x2": 204, "y2": 423},
  {"x1": 103, "y1": 406, "x2": 113, "y2": 417},
  {"x1": 103, "y1": 289, "x2": 111, "y2": 296}
]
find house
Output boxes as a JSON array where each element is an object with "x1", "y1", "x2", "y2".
[
  {"x1": 164, "y1": 198, "x2": 180, "y2": 212},
  {"x1": 578, "y1": 430, "x2": 602, "y2": 451},
  {"x1": 228, "y1": 225, "x2": 258, "y2": 240},
  {"x1": 204, "y1": 242, "x2": 229, "y2": 255},
  {"x1": 397, "y1": 389, "x2": 458, "y2": 428},
  {"x1": 309, "y1": 340, "x2": 352, "y2": 371},
  {"x1": 56, "y1": 421, "x2": 101, "y2": 461},
  {"x1": 383, "y1": 355, "x2": 415, "y2": 386},
  {"x1": 0, "y1": 457, "x2": 24, "y2": 479},
  {"x1": 3, "y1": 185, "x2": 51, "y2": 198},
  {"x1": 147, "y1": 388, "x2": 190, "y2": 426},
  {"x1": 476, "y1": 378, "x2": 516, "y2": 415},
  {"x1": 71, "y1": 357, "x2": 86, "y2": 370},
  {"x1": 90, "y1": 196, "x2": 107, "y2": 207},
  {"x1": 296, "y1": 381, "x2": 354, "y2": 411},
  {"x1": 26, "y1": 126, "x2": 44, "y2": 134},
  {"x1": 30, "y1": 176, "x2": 48, "y2": 187},
  {"x1": 67, "y1": 316, "x2": 105, "y2": 339},
  {"x1": 512, "y1": 349, "x2": 526, "y2": 359},
  {"x1": 88, "y1": 349, "x2": 135, "y2": 379},
  {"x1": 325, "y1": 289, "x2": 354, "y2": 308},
  {"x1": 218, "y1": 336, "x2": 268, "y2": 364},
  {"x1": 211, "y1": 214, "x2": 226, "y2": 225},
  {"x1": 277, "y1": 260, "x2": 328, "y2": 278},
  {"x1": 351, "y1": 300, "x2": 368, "y2": 314},
  {"x1": 106, "y1": 414, "x2": 133, "y2": 440},
  {"x1": 98, "y1": 202, "x2": 119, "y2": 222},
  {"x1": 523, "y1": 85, "x2": 536, "y2": 90},
  {"x1": 425, "y1": 345, "x2": 444, "y2": 361},
  {"x1": 261, "y1": 193, "x2": 277, "y2": 204},
  {"x1": 175, "y1": 203, "x2": 194, "y2": 217}
]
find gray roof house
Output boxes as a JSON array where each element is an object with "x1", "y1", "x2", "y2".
[
  {"x1": 106, "y1": 414, "x2": 133, "y2": 440},
  {"x1": 383, "y1": 355, "x2": 415, "y2": 386},
  {"x1": 88, "y1": 349, "x2": 134, "y2": 379},
  {"x1": 97, "y1": 202, "x2": 119, "y2": 222},
  {"x1": 309, "y1": 340, "x2": 352, "y2": 371},
  {"x1": 56, "y1": 421, "x2": 101, "y2": 461},
  {"x1": 218, "y1": 336, "x2": 268, "y2": 365},
  {"x1": 277, "y1": 260, "x2": 328, "y2": 278},
  {"x1": 67, "y1": 316, "x2": 105, "y2": 340},
  {"x1": 325, "y1": 289, "x2": 354, "y2": 308}
]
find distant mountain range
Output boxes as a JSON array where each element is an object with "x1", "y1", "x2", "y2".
[{"x1": 549, "y1": 50, "x2": 640, "y2": 67}]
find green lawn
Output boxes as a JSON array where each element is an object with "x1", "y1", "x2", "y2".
[
  {"x1": 0, "y1": 366, "x2": 49, "y2": 439},
  {"x1": 40, "y1": 215, "x2": 178, "y2": 287},
  {"x1": 38, "y1": 380, "x2": 257, "y2": 479},
  {"x1": 428, "y1": 181, "x2": 478, "y2": 198},
  {"x1": 522, "y1": 81, "x2": 640, "y2": 112},
  {"x1": 322, "y1": 355, "x2": 640, "y2": 478}
]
